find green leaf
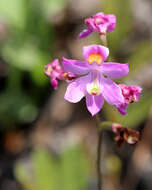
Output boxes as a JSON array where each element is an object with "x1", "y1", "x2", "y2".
[
  {"x1": 2, "y1": 42, "x2": 43, "y2": 71},
  {"x1": 0, "y1": 0, "x2": 26, "y2": 29},
  {"x1": 41, "y1": 0, "x2": 67, "y2": 17},
  {"x1": 32, "y1": 149, "x2": 59, "y2": 190},
  {"x1": 61, "y1": 145, "x2": 90, "y2": 190},
  {"x1": 15, "y1": 162, "x2": 36, "y2": 190},
  {"x1": 16, "y1": 146, "x2": 91, "y2": 190}
]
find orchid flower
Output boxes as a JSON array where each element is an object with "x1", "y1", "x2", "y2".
[
  {"x1": 45, "y1": 59, "x2": 76, "y2": 89},
  {"x1": 78, "y1": 12, "x2": 116, "y2": 39},
  {"x1": 116, "y1": 84, "x2": 142, "y2": 115},
  {"x1": 62, "y1": 45, "x2": 129, "y2": 116},
  {"x1": 45, "y1": 59, "x2": 64, "y2": 89}
]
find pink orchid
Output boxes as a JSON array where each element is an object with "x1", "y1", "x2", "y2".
[
  {"x1": 45, "y1": 59, "x2": 76, "y2": 89},
  {"x1": 45, "y1": 59, "x2": 65, "y2": 89},
  {"x1": 62, "y1": 45, "x2": 129, "y2": 116},
  {"x1": 78, "y1": 12, "x2": 116, "y2": 39},
  {"x1": 116, "y1": 84, "x2": 142, "y2": 115}
]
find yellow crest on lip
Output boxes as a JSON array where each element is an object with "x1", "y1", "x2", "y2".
[
  {"x1": 86, "y1": 79, "x2": 102, "y2": 96},
  {"x1": 90, "y1": 87, "x2": 100, "y2": 96},
  {"x1": 88, "y1": 53, "x2": 103, "y2": 65}
]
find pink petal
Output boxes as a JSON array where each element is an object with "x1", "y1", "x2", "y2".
[
  {"x1": 83, "y1": 45, "x2": 109, "y2": 62},
  {"x1": 107, "y1": 14, "x2": 116, "y2": 32},
  {"x1": 116, "y1": 103, "x2": 128, "y2": 115},
  {"x1": 96, "y1": 24, "x2": 107, "y2": 34},
  {"x1": 92, "y1": 13, "x2": 116, "y2": 33},
  {"x1": 86, "y1": 94, "x2": 104, "y2": 116},
  {"x1": 51, "y1": 78, "x2": 58, "y2": 89},
  {"x1": 78, "y1": 29, "x2": 93, "y2": 39},
  {"x1": 108, "y1": 22, "x2": 116, "y2": 32},
  {"x1": 101, "y1": 76, "x2": 124, "y2": 105},
  {"x1": 130, "y1": 86, "x2": 142, "y2": 101},
  {"x1": 101, "y1": 62, "x2": 129, "y2": 78},
  {"x1": 62, "y1": 57, "x2": 89, "y2": 75},
  {"x1": 64, "y1": 82, "x2": 84, "y2": 103},
  {"x1": 85, "y1": 18, "x2": 97, "y2": 31},
  {"x1": 64, "y1": 74, "x2": 91, "y2": 103}
]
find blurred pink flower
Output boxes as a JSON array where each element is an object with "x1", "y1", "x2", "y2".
[
  {"x1": 45, "y1": 59, "x2": 64, "y2": 89},
  {"x1": 116, "y1": 84, "x2": 142, "y2": 115},
  {"x1": 62, "y1": 45, "x2": 129, "y2": 116},
  {"x1": 45, "y1": 59, "x2": 76, "y2": 89},
  {"x1": 78, "y1": 12, "x2": 116, "y2": 39}
]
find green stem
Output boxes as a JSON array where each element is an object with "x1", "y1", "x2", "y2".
[
  {"x1": 96, "y1": 32, "x2": 108, "y2": 190},
  {"x1": 100, "y1": 34, "x2": 107, "y2": 47},
  {"x1": 95, "y1": 114, "x2": 103, "y2": 190}
]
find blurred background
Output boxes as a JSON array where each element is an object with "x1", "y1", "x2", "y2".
[{"x1": 0, "y1": 0, "x2": 152, "y2": 189}]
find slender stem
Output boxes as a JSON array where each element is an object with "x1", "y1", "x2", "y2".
[
  {"x1": 96, "y1": 31, "x2": 107, "y2": 190},
  {"x1": 97, "y1": 130, "x2": 102, "y2": 190},
  {"x1": 100, "y1": 34, "x2": 107, "y2": 47},
  {"x1": 95, "y1": 114, "x2": 103, "y2": 190}
]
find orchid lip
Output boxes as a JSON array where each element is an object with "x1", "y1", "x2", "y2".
[
  {"x1": 86, "y1": 77, "x2": 103, "y2": 96},
  {"x1": 88, "y1": 53, "x2": 103, "y2": 65},
  {"x1": 89, "y1": 87, "x2": 101, "y2": 96}
]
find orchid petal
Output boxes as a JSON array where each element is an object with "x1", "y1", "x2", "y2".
[
  {"x1": 116, "y1": 103, "x2": 128, "y2": 115},
  {"x1": 108, "y1": 23, "x2": 116, "y2": 32},
  {"x1": 64, "y1": 74, "x2": 91, "y2": 103},
  {"x1": 96, "y1": 24, "x2": 107, "y2": 34},
  {"x1": 107, "y1": 15, "x2": 116, "y2": 32},
  {"x1": 86, "y1": 72, "x2": 103, "y2": 96},
  {"x1": 51, "y1": 78, "x2": 58, "y2": 89},
  {"x1": 101, "y1": 62, "x2": 129, "y2": 78},
  {"x1": 86, "y1": 93, "x2": 104, "y2": 116},
  {"x1": 101, "y1": 76, "x2": 124, "y2": 105},
  {"x1": 62, "y1": 57, "x2": 89, "y2": 75},
  {"x1": 64, "y1": 82, "x2": 84, "y2": 103},
  {"x1": 78, "y1": 29, "x2": 93, "y2": 39},
  {"x1": 83, "y1": 45, "x2": 109, "y2": 62},
  {"x1": 85, "y1": 18, "x2": 97, "y2": 31}
]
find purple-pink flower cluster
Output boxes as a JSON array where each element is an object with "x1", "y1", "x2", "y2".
[
  {"x1": 45, "y1": 59, "x2": 64, "y2": 89},
  {"x1": 116, "y1": 84, "x2": 142, "y2": 115},
  {"x1": 78, "y1": 12, "x2": 116, "y2": 39},
  {"x1": 44, "y1": 12, "x2": 142, "y2": 116},
  {"x1": 45, "y1": 59, "x2": 76, "y2": 89}
]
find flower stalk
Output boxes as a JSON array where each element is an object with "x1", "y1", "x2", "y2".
[
  {"x1": 95, "y1": 29, "x2": 108, "y2": 190},
  {"x1": 96, "y1": 114, "x2": 103, "y2": 190},
  {"x1": 100, "y1": 34, "x2": 107, "y2": 47}
]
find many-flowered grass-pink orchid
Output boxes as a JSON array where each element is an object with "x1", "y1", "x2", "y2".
[
  {"x1": 78, "y1": 12, "x2": 116, "y2": 39},
  {"x1": 62, "y1": 45, "x2": 129, "y2": 116}
]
